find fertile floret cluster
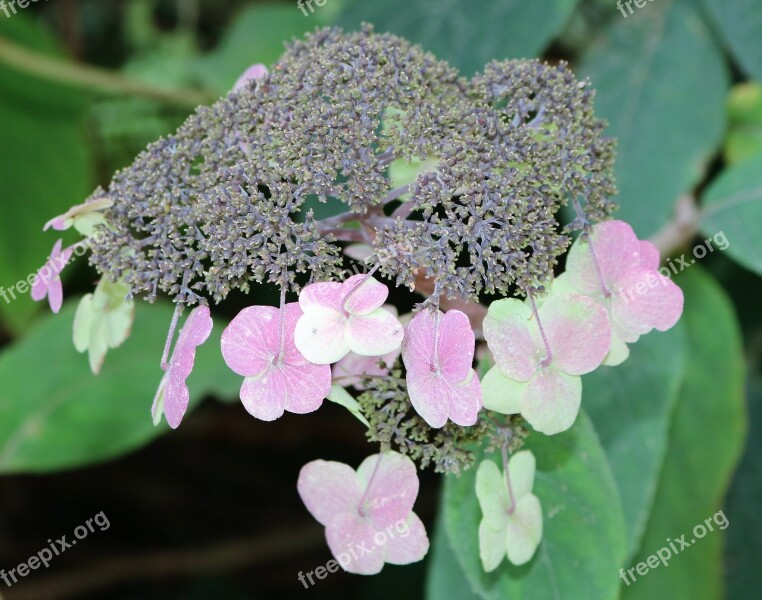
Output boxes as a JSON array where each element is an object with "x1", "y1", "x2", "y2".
[{"x1": 86, "y1": 25, "x2": 615, "y2": 306}]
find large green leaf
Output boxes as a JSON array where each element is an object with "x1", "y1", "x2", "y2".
[
  {"x1": 0, "y1": 301, "x2": 239, "y2": 473},
  {"x1": 0, "y1": 17, "x2": 93, "y2": 334},
  {"x1": 425, "y1": 513, "x2": 483, "y2": 599},
  {"x1": 702, "y1": 0, "x2": 762, "y2": 84},
  {"x1": 578, "y1": 0, "x2": 728, "y2": 237},
  {"x1": 700, "y1": 153, "x2": 762, "y2": 276},
  {"x1": 621, "y1": 268, "x2": 746, "y2": 599},
  {"x1": 443, "y1": 411, "x2": 627, "y2": 600},
  {"x1": 584, "y1": 323, "x2": 687, "y2": 558},
  {"x1": 724, "y1": 374, "x2": 762, "y2": 599},
  {"x1": 337, "y1": 0, "x2": 579, "y2": 75}
]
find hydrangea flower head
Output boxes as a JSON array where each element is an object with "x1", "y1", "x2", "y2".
[
  {"x1": 297, "y1": 452, "x2": 429, "y2": 575},
  {"x1": 222, "y1": 302, "x2": 331, "y2": 421},
  {"x1": 482, "y1": 294, "x2": 610, "y2": 435},
  {"x1": 555, "y1": 220, "x2": 683, "y2": 365},
  {"x1": 31, "y1": 239, "x2": 73, "y2": 314},
  {"x1": 152, "y1": 306, "x2": 213, "y2": 429},
  {"x1": 401, "y1": 309, "x2": 482, "y2": 428},
  {"x1": 294, "y1": 274, "x2": 404, "y2": 364},
  {"x1": 73, "y1": 278, "x2": 135, "y2": 374},
  {"x1": 476, "y1": 451, "x2": 542, "y2": 569}
]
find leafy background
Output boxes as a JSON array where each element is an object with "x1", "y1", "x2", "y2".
[{"x1": 0, "y1": 0, "x2": 759, "y2": 598}]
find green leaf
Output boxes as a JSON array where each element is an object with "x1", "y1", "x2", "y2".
[
  {"x1": 443, "y1": 410, "x2": 627, "y2": 600},
  {"x1": 0, "y1": 17, "x2": 93, "y2": 334},
  {"x1": 425, "y1": 513, "x2": 483, "y2": 599},
  {"x1": 702, "y1": 0, "x2": 762, "y2": 84},
  {"x1": 337, "y1": 0, "x2": 579, "y2": 75},
  {"x1": 584, "y1": 323, "x2": 687, "y2": 558},
  {"x1": 621, "y1": 268, "x2": 746, "y2": 599},
  {"x1": 0, "y1": 301, "x2": 239, "y2": 473},
  {"x1": 724, "y1": 374, "x2": 762, "y2": 599},
  {"x1": 196, "y1": 3, "x2": 335, "y2": 95},
  {"x1": 578, "y1": 0, "x2": 728, "y2": 237},
  {"x1": 700, "y1": 153, "x2": 762, "y2": 276},
  {"x1": 327, "y1": 384, "x2": 370, "y2": 427}
]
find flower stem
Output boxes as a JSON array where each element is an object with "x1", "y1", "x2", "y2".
[
  {"x1": 501, "y1": 444, "x2": 517, "y2": 515},
  {"x1": 528, "y1": 292, "x2": 553, "y2": 368},
  {"x1": 358, "y1": 453, "x2": 384, "y2": 517},
  {"x1": 161, "y1": 303, "x2": 185, "y2": 371}
]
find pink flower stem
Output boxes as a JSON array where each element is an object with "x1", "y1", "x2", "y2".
[
  {"x1": 358, "y1": 453, "x2": 384, "y2": 517},
  {"x1": 161, "y1": 303, "x2": 184, "y2": 371},
  {"x1": 342, "y1": 264, "x2": 380, "y2": 311},
  {"x1": 528, "y1": 292, "x2": 553, "y2": 368},
  {"x1": 501, "y1": 444, "x2": 517, "y2": 515},
  {"x1": 277, "y1": 284, "x2": 287, "y2": 364}
]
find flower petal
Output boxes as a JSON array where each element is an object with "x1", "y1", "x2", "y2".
[
  {"x1": 639, "y1": 240, "x2": 661, "y2": 270},
  {"x1": 505, "y1": 493, "x2": 543, "y2": 565},
  {"x1": 481, "y1": 365, "x2": 524, "y2": 415},
  {"x1": 479, "y1": 518, "x2": 508, "y2": 573},
  {"x1": 406, "y1": 369, "x2": 450, "y2": 428},
  {"x1": 297, "y1": 459, "x2": 363, "y2": 526},
  {"x1": 357, "y1": 452, "x2": 419, "y2": 529},
  {"x1": 47, "y1": 278, "x2": 64, "y2": 314},
  {"x1": 483, "y1": 299, "x2": 540, "y2": 381},
  {"x1": 325, "y1": 513, "x2": 386, "y2": 575},
  {"x1": 508, "y1": 450, "x2": 536, "y2": 502},
  {"x1": 564, "y1": 220, "x2": 641, "y2": 295},
  {"x1": 233, "y1": 63, "x2": 268, "y2": 91},
  {"x1": 163, "y1": 370, "x2": 191, "y2": 429},
  {"x1": 476, "y1": 459, "x2": 511, "y2": 527},
  {"x1": 170, "y1": 306, "x2": 213, "y2": 380},
  {"x1": 541, "y1": 293, "x2": 610, "y2": 376},
  {"x1": 520, "y1": 369, "x2": 581, "y2": 435},
  {"x1": 345, "y1": 309, "x2": 404, "y2": 357},
  {"x1": 611, "y1": 267, "x2": 684, "y2": 339},
  {"x1": 402, "y1": 309, "x2": 475, "y2": 382},
  {"x1": 294, "y1": 307, "x2": 350, "y2": 364},
  {"x1": 342, "y1": 274, "x2": 388, "y2": 315},
  {"x1": 299, "y1": 281, "x2": 344, "y2": 313},
  {"x1": 221, "y1": 305, "x2": 279, "y2": 376},
  {"x1": 446, "y1": 370, "x2": 482, "y2": 427},
  {"x1": 383, "y1": 512, "x2": 429, "y2": 565}
]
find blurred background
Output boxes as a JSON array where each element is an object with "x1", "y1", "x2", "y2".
[{"x1": 0, "y1": 0, "x2": 760, "y2": 598}]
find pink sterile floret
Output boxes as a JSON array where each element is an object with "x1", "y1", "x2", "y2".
[
  {"x1": 297, "y1": 452, "x2": 429, "y2": 575},
  {"x1": 222, "y1": 302, "x2": 331, "y2": 421},
  {"x1": 30, "y1": 239, "x2": 73, "y2": 314},
  {"x1": 482, "y1": 293, "x2": 611, "y2": 435},
  {"x1": 401, "y1": 309, "x2": 482, "y2": 428},
  {"x1": 294, "y1": 274, "x2": 404, "y2": 365},
  {"x1": 557, "y1": 219, "x2": 684, "y2": 365},
  {"x1": 153, "y1": 306, "x2": 213, "y2": 429}
]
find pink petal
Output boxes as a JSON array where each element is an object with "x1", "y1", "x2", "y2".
[
  {"x1": 520, "y1": 369, "x2": 581, "y2": 435},
  {"x1": 402, "y1": 310, "x2": 475, "y2": 382},
  {"x1": 332, "y1": 348, "x2": 400, "y2": 389},
  {"x1": 43, "y1": 216, "x2": 67, "y2": 231},
  {"x1": 240, "y1": 371, "x2": 287, "y2": 421},
  {"x1": 611, "y1": 267, "x2": 684, "y2": 340},
  {"x1": 233, "y1": 63, "x2": 268, "y2": 91},
  {"x1": 170, "y1": 306, "x2": 213, "y2": 380},
  {"x1": 357, "y1": 453, "x2": 419, "y2": 529},
  {"x1": 293, "y1": 308, "x2": 349, "y2": 364},
  {"x1": 299, "y1": 281, "x2": 344, "y2": 312},
  {"x1": 382, "y1": 512, "x2": 430, "y2": 565},
  {"x1": 239, "y1": 360, "x2": 330, "y2": 421},
  {"x1": 51, "y1": 239, "x2": 63, "y2": 259},
  {"x1": 342, "y1": 275, "x2": 388, "y2": 315},
  {"x1": 446, "y1": 370, "x2": 483, "y2": 426},
  {"x1": 482, "y1": 299, "x2": 541, "y2": 382},
  {"x1": 541, "y1": 294, "x2": 610, "y2": 376},
  {"x1": 163, "y1": 370, "x2": 190, "y2": 429},
  {"x1": 638, "y1": 240, "x2": 661, "y2": 270},
  {"x1": 325, "y1": 513, "x2": 386, "y2": 575},
  {"x1": 565, "y1": 221, "x2": 641, "y2": 296},
  {"x1": 47, "y1": 278, "x2": 64, "y2": 314},
  {"x1": 345, "y1": 309, "x2": 404, "y2": 357},
  {"x1": 298, "y1": 460, "x2": 363, "y2": 526},
  {"x1": 30, "y1": 271, "x2": 48, "y2": 301},
  {"x1": 221, "y1": 305, "x2": 279, "y2": 376}
]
